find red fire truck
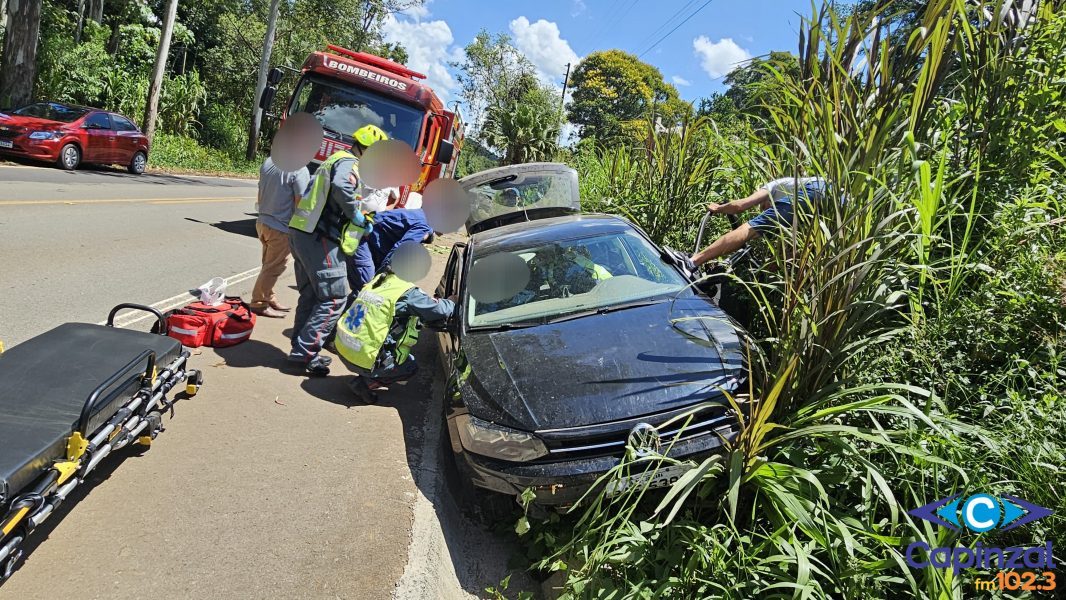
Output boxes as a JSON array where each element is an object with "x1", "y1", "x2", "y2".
[{"x1": 261, "y1": 45, "x2": 464, "y2": 201}]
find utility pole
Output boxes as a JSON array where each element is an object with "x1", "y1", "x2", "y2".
[
  {"x1": 246, "y1": 0, "x2": 282, "y2": 160},
  {"x1": 559, "y1": 62, "x2": 571, "y2": 115},
  {"x1": 142, "y1": 0, "x2": 179, "y2": 142}
]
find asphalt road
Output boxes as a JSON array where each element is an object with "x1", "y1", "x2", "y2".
[
  {"x1": 0, "y1": 164, "x2": 530, "y2": 599},
  {"x1": 0, "y1": 164, "x2": 261, "y2": 346}
]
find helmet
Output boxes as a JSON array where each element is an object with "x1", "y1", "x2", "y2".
[{"x1": 353, "y1": 124, "x2": 388, "y2": 148}]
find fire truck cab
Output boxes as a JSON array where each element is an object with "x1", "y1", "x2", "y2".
[{"x1": 261, "y1": 45, "x2": 463, "y2": 197}]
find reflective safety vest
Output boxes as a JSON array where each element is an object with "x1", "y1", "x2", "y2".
[
  {"x1": 335, "y1": 273, "x2": 420, "y2": 370},
  {"x1": 289, "y1": 150, "x2": 356, "y2": 234},
  {"x1": 544, "y1": 254, "x2": 613, "y2": 286}
]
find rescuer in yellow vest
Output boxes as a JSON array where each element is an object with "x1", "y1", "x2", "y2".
[
  {"x1": 334, "y1": 263, "x2": 456, "y2": 403},
  {"x1": 286, "y1": 124, "x2": 389, "y2": 376}
]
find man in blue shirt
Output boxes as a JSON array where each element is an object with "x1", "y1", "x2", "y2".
[
  {"x1": 346, "y1": 196, "x2": 433, "y2": 296},
  {"x1": 252, "y1": 157, "x2": 310, "y2": 317},
  {"x1": 690, "y1": 177, "x2": 828, "y2": 268}
]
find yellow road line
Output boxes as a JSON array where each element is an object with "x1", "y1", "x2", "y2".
[{"x1": 0, "y1": 196, "x2": 253, "y2": 206}]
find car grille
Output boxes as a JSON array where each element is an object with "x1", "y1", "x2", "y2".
[
  {"x1": 0, "y1": 127, "x2": 21, "y2": 140},
  {"x1": 536, "y1": 403, "x2": 736, "y2": 461}
]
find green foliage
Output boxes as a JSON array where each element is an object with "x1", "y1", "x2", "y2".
[
  {"x1": 529, "y1": 2, "x2": 1066, "y2": 598},
  {"x1": 567, "y1": 49, "x2": 689, "y2": 142},
  {"x1": 160, "y1": 70, "x2": 207, "y2": 136},
  {"x1": 150, "y1": 133, "x2": 258, "y2": 175}
]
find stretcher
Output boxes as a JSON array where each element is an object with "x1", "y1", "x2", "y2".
[{"x1": 0, "y1": 304, "x2": 202, "y2": 583}]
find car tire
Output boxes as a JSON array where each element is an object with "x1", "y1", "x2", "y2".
[
  {"x1": 128, "y1": 150, "x2": 147, "y2": 175},
  {"x1": 57, "y1": 143, "x2": 80, "y2": 171}
]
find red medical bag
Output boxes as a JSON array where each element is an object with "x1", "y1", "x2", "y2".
[{"x1": 165, "y1": 297, "x2": 256, "y2": 348}]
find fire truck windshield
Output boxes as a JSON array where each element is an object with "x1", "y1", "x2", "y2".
[{"x1": 289, "y1": 74, "x2": 423, "y2": 149}]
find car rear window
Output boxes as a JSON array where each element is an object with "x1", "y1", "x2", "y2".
[
  {"x1": 13, "y1": 103, "x2": 90, "y2": 123},
  {"x1": 111, "y1": 115, "x2": 139, "y2": 132},
  {"x1": 467, "y1": 230, "x2": 690, "y2": 328}
]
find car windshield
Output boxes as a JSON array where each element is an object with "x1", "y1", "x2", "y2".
[
  {"x1": 289, "y1": 75, "x2": 422, "y2": 148},
  {"x1": 467, "y1": 229, "x2": 690, "y2": 328},
  {"x1": 13, "y1": 103, "x2": 89, "y2": 123}
]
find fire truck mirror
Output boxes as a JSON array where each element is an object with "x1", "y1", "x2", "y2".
[
  {"x1": 435, "y1": 140, "x2": 455, "y2": 165},
  {"x1": 259, "y1": 87, "x2": 278, "y2": 111},
  {"x1": 267, "y1": 67, "x2": 284, "y2": 86}
]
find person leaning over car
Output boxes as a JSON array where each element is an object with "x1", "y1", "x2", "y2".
[
  {"x1": 334, "y1": 263, "x2": 456, "y2": 404},
  {"x1": 690, "y1": 176, "x2": 828, "y2": 268},
  {"x1": 251, "y1": 157, "x2": 310, "y2": 318}
]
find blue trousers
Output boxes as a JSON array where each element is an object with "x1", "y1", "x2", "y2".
[{"x1": 288, "y1": 230, "x2": 348, "y2": 362}]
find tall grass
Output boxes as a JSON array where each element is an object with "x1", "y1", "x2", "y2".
[{"x1": 529, "y1": 2, "x2": 1066, "y2": 598}]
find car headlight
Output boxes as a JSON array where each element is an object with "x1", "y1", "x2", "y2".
[
  {"x1": 455, "y1": 414, "x2": 548, "y2": 462},
  {"x1": 28, "y1": 131, "x2": 61, "y2": 140}
]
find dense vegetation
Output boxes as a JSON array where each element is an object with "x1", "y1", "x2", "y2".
[{"x1": 509, "y1": 2, "x2": 1065, "y2": 598}]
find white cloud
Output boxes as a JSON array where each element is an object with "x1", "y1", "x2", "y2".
[
  {"x1": 693, "y1": 36, "x2": 752, "y2": 79},
  {"x1": 672, "y1": 75, "x2": 691, "y2": 87},
  {"x1": 509, "y1": 17, "x2": 581, "y2": 83},
  {"x1": 399, "y1": 0, "x2": 432, "y2": 19},
  {"x1": 571, "y1": 0, "x2": 587, "y2": 17},
  {"x1": 381, "y1": 14, "x2": 461, "y2": 100}
]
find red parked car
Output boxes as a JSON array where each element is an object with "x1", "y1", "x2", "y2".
[{"x1": 0, "y1": 102, "x2": 150, "y2": 174}]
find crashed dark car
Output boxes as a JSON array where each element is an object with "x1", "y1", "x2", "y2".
[{"x1": 436, "y1": 163, "x2": 745, "y2": 511}]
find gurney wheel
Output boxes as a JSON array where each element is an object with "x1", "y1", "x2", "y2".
[
  {"x1": 1, "y1": 547, "x2": 23, "y2": 582},
  {"x1": 185, "y1": 369, "x2": 203, "y2": 396}
]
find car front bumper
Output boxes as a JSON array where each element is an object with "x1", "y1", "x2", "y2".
[
  {"x1": 449, "y1": 417, "x2": 736, "y2": 507},
  {"x1": 0, "y1": 137, "x2": 62, "y2": 161}
]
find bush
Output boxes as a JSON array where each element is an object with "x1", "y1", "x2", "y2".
[{"x1": 149, "y1": 133, "x2": 258, "y2": 175}]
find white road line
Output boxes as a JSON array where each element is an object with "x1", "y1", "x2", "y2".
[{"x1": 99, "y1": 266, "x2": 263, "y2": 328}]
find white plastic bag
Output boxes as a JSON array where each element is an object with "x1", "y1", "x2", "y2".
[{"x1": 198, "y1": 277, "x2": 227, "y2": 306}]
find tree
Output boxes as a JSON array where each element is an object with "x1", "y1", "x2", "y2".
[
  {"x1": 721, "y1": 51, "x2": 800, "y2": 123},
  {"x1": 566, "y1": 49, "x2": 687, "y2": 142},
  {"x1": 0, "y1": 0, "x2": 43, "y2": 108},
  {"x1": 142, "y1": 0, "x2": 179, "y2": 141},
  {"x1": 453, "y1": 30, "x2": 564, "y2": 165},
  {"x1": 246, "y1": 0, "x2": 282, "y2": 160}
]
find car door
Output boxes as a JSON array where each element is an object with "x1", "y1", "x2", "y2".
[
  {"x1": 436, "y1": 243, "x2": 466, "y2": 371},
  {"x1": 109, "y1": 114, "x2": 141, "y2": 164},
  {"x1": 81, "y1": 112, "x2": 115, "y2": 163}
]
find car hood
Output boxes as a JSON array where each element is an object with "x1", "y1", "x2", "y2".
[
  {"x1": 459, "y1": 297, "x2": 745, "y2": 431},
  {"x1": 0, "y1": 114, "x2": 71, "y2": 130}
]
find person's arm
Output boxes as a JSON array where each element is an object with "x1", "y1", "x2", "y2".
[
  {"x1": 330, "y1": 159, "x2": 365, "y2": 224},
  {"x1": 690, "y1": 224, "x2": 760, "y2": 267},
  {"x1": 401, "y1": 287, "x2": 455, "y2": 323},
  {"x1": 707, "y1": 188, "x2": 772, "y2": 215},
  {"x1": 291, "y1": 167, "x2": 310, "y2": 204}
]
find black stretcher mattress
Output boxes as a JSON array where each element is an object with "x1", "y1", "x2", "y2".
[{"x1": 0, "y1": 323, "x2": 181, "y2": 505}]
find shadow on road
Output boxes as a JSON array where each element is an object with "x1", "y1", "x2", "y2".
[
  {"x1": 184, "y1": 216, "x2": 258, "y2": 239},
  {"x1": 297, "y1": 335, "x2": 540, "y2": 598}
]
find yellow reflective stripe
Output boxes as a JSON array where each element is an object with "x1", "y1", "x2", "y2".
[
  {"x1": 1, "y1": 507, "x2": 30, "y2": 535},
  {"x1": 395, "y1": 318, "x2": 420, "y2": 364}
]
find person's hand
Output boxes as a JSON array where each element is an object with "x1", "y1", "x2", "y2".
[
  {"x1": 707, "y1": 202, "x2": 730, "y2": 215},
  {"x1": 446, "y1": 294, "x2": 458, "y2": 303}
]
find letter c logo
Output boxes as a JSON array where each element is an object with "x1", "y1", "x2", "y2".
[{"x1": 963, "y1": 494, "x2": 1000, "y2": 532}]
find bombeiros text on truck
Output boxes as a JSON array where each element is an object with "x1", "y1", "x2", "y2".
[{"x1": 259, "y1": 44, "x2": 464, "y2": 205}]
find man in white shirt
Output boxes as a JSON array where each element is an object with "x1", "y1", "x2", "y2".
[{"x1": 690, "y1": 176, "x2": 827, "y2": 267}]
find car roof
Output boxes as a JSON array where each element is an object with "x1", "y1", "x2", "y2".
[{"x1": 469, "y1": 213, "x2": 637, "y2": 255}]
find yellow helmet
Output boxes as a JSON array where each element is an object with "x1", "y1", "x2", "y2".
[{"x1": 353, "y1": 124, "x2": 388, "y2": 148}]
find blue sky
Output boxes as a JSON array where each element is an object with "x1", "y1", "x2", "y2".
[{"x1": 382, "y1": 0, "x2": 815, "y2": 105}]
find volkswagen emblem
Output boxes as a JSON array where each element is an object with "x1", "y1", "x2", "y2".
[{"x1": 628, "y1": 422, "x2": 661, "y2": 456}]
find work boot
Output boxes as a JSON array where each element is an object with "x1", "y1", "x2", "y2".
[
  {"x1": 348, "y1": 376, "x2": 379, "y2": 404},
  {"x1": 269, "y1": 301, "x2": 292, "y2": 312},
  {"x1": 252, "y1": 306, "x2": 286, "y2": 318},
  {"x1": 296, "y1": 355, "x2": 331, "y2": 377}
]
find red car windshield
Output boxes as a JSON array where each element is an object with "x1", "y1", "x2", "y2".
[
  {"x1": 289, "y1": 75, "x2": 423, "y2": 148},
  {"x1": 13, "y1": 103, "x2": 90, "y2": 123}
]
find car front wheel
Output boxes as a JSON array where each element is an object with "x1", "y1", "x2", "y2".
[
  {"x1": 57, "y1": 143, "x2": 80, "y2": 170},
  {"x1": 128, "y1": 151, "x2": 147, "y2": 175}
]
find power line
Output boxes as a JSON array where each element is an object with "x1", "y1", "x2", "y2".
[
  {"x1": 635, "y1": 0, "x2": 701, "y2": 51},
  {"x1": 637, "y1": 0, "x2": 717, "y2": 58},
  {"x1": 588, "y1": 0, "x2": 641, "y2": 51}
]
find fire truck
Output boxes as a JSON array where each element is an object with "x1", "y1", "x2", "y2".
[{"x1": 260, "y1": 45, "x2": 464, "y2": 203}]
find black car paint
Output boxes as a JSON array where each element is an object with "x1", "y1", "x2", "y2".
[{"x1": 438, "y1": 214, "x2": 745, "y2": 504}]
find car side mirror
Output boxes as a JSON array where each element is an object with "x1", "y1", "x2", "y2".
[
  {"x1": 259, "y1": 86, "x2": 278, "y2": 111},
  {"x1": 267, "y1": 67, "x2": 284, "y2": 86},
  {"x1": 434, "y1": 139, "x2": 454, "y2": 165}
]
